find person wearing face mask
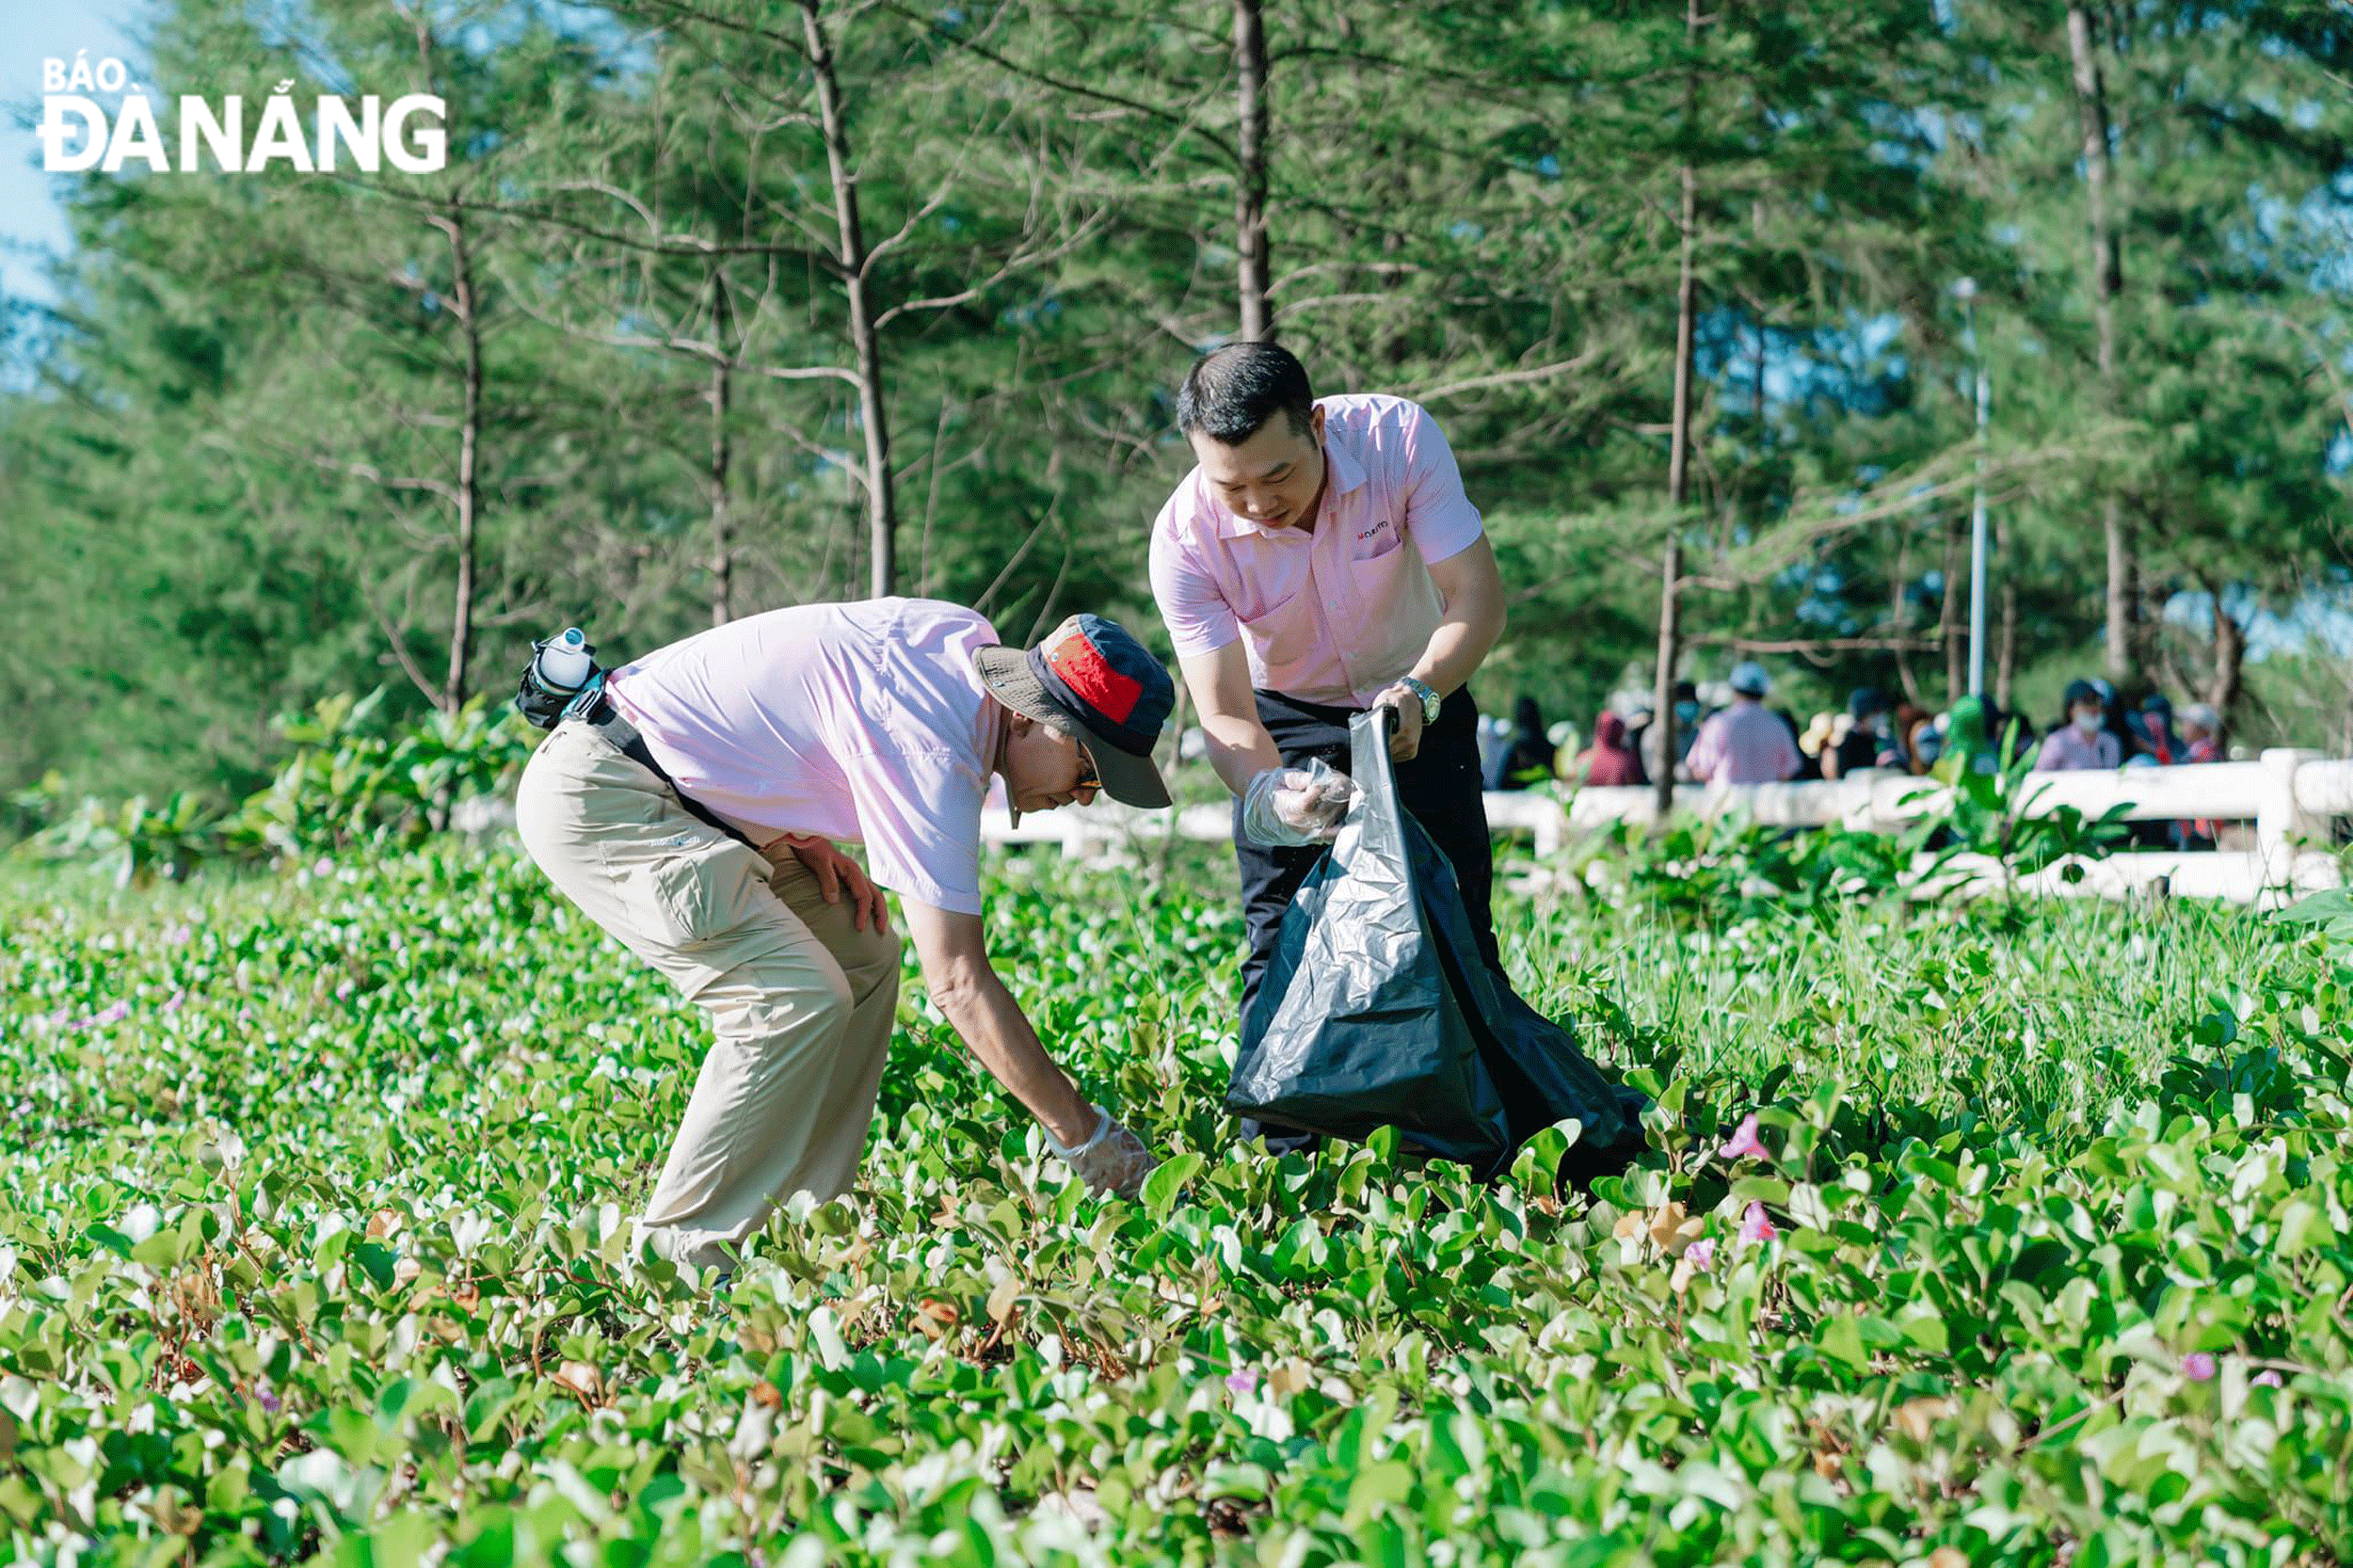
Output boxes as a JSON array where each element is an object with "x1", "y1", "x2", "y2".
[
  {"x1": 2036, "y1": 678, "x2": 2123, "y2": 771},
  {"x1": 2179, "y1": 703, "x2": 2223, "y2": 764},
  {"x1": 1641, "y1": 680, "x2": 1706, "y2": 784},
  {"x1": 1146, "y1": 343, "x2": 1509, "y2": 1149},
  {"x1": 516, "y1": 602, "x2": 1176, "y2": 1280}
]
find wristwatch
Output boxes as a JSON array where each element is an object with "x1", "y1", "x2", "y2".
[{"x1": 1400, "y1": 676, "x2": 1441, "y2": 726}]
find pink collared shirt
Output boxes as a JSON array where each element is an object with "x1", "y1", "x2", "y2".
[
  {"x1": 1148, "y1": 393, "x2": 1484, "y2": 707},
  {"x1": 1686, "y1": 701, "x2": 1802, "y2": 785},
  {"x1": 606, "y1": 598, "x2": 1006, "y2": 916},
  {"x1": 2033, "y1": 724, "x2": 2121, "y2": 772}
]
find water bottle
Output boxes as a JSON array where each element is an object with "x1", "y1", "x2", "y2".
[
  {"x1": 536, "y1": 628, "x2": 594, "y2": 694},
  {"x1": 516, "y1": 626, "x2": 600, "y2": 728}
]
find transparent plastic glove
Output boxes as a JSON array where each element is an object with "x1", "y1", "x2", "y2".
[
  {"x1": 1044, "y1": 1104, "x2": 1160, "y2": 1198},
  {"x1": 1239, "y1": 759, "x2": 1355, "y2": 848}
]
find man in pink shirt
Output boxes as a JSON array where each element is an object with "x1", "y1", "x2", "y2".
[
  {"x1": 1147, "y1": 344, "x2": 1508, "y2": 1146},
  {"x1": 1685, "y1": 662, "x2": 1803, "y2": 787},
  {"x1": 516, "y1": 601, "x2": 1173, "y2": 1281}
]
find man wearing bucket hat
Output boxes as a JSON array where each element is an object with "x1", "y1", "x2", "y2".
[{"x1": 517, "y1": 598, "x2": 1173, "y2": 1278}]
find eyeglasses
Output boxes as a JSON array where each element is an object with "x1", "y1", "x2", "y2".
[{"x1": 1075, "y1": 740, "x2": 1100, "y2": 793}]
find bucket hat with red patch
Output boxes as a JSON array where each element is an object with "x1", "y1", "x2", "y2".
[{"x1": 974, "y1": 614, "x2": 1175, "y2": 809}]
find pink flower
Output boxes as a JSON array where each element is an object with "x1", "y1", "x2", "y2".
[
  {"x1": 163, "y1": 991, "x2": 187, "y2": 1014},
  {"x1": 2252, "y1": 1370, "x2": 2284, "y2": 1388},
  {"x1": 2181, "y1": 1352, "x2": 2217, "y2": 1383},
  {"x1": 1224, "y1": 1369, "x2": 1257, "y2": 1396},
  {"x1": 74, "y1": 1000, "x2": 131, "y2": 1031},
  {"x1": 1717, "y1": 1113, "x2": 1766, "y2": 1161},
  {"x1": 254, "y1": 1383, "x2": 282, "y2": 1414},
  {"x1": 1683, "y1": 1238, "x2": 1716, "y2": 1272},
  {"x1": 1738, "y1": 1203, "x2": 1778, "y2": 1247}
]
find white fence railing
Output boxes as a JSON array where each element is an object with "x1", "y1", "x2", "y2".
[{"x1": 982, "y1": 747, "x2": 2353, "y2": 907}]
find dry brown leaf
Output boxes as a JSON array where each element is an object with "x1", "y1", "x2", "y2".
[
  {"x1": 1894, "y1": 1396, "x2": 1957, "y2": 1445},
  {"x1": 1648, "y1": 1201, "x2": 1705, "y2": 1255},
  {"x1": 151, "y1": 1487, "x2": 202, "y2": 1536},
  {"x1": 751, "y1": 1380, "x2": 782, "y2": 1411},
  {"x1": 553, "y1": 1360, "x2": 604, "y2": 1402}
]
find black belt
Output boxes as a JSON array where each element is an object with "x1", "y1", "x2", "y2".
[{"x1": 575, "y1": 694, "x2": 757, "y2": 849}]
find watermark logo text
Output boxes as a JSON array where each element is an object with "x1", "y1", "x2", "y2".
[{"x1": 39, "y1": 54, "x2": 447, "y2": 174}]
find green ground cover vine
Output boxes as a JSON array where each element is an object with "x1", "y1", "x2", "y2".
[{"x1": 3, "y1": 842, "x2": 2351, "y2": 1564}]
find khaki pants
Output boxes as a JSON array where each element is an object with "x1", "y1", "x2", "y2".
[{"x1": 515, "y1": 721, "x2": 900, "y2": 1274}]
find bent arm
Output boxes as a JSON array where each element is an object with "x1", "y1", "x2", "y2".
[
  {"x1": 1412, "y1": 538, "x2": 1507, "y2": 696},
  {"x1": 903, "y1": 897, "x2": 1096, "y2": 1148},
  {"x1": 1178, "y1": 641, "x2": 1281, "y2": 798}
]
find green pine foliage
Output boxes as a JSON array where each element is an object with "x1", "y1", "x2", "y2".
[{"x1": 2, "y1": 0, "x2": 2347, "y2": 789}]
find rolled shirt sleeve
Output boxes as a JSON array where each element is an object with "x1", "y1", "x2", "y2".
[
  {"x1": 1401, "y1": 403, "x2": 1484, "y2": 566},
  {"x1": 1148, "y1": 507, "x2": 1241, "y2": 661}
]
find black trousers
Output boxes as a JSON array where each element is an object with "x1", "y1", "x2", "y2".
[{"x1": 1234, "y1": 687, "x2": 1501, "y2": 1041}]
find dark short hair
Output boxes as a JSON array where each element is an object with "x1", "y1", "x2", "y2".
[{"x1": 1176, "y1": 344, "x2": 1315, "y2": 444}]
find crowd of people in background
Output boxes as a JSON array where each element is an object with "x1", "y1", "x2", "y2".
[{"x1": 1478, "y1": 666, "x2": 2233, "y2": 842}]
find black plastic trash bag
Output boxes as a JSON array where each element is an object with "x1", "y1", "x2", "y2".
[{"x1": 1227, "y1": 710, "x2": 1647, "y2": 1183}]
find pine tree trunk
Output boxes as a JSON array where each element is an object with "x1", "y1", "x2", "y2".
[
  {"x1": 1234, "y1": 0, "x2": 1272, "y2": 342},
  {"x1": 804, "y1": 0, "x2": 896, "y2": 598},
  {"x1": 1890, "y1": 529, "x2": 1922, "y2": 709},
  {"x1": 2204, "y1": 580, "x2": 2245, "y2": 726},
  {"x1": 1996, "y1": 573, "x2": 2019, "y2": 714},
  {"x1": 441, "y1": 206, "x2": 483, "y2": 717},
  {"x1": 709, "y1": 270, "x2": 735, "y2": 626},
  {"x1": 1653, "y1": 0, "x2": 1702, "y2": 820},
  {"x1": 2067, "y1": 6, "x2": 2134, "y2": 687},
  {"x1": 408, "y1": 9, "x2": 481, "y2": 722},
  {"x1": 710, "y1": 354, "x2": 733, "y2": 627}
]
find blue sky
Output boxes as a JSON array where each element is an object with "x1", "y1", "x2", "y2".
[{"x1": 3, "y1": 0, "x2": 142, "y2": 307}]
